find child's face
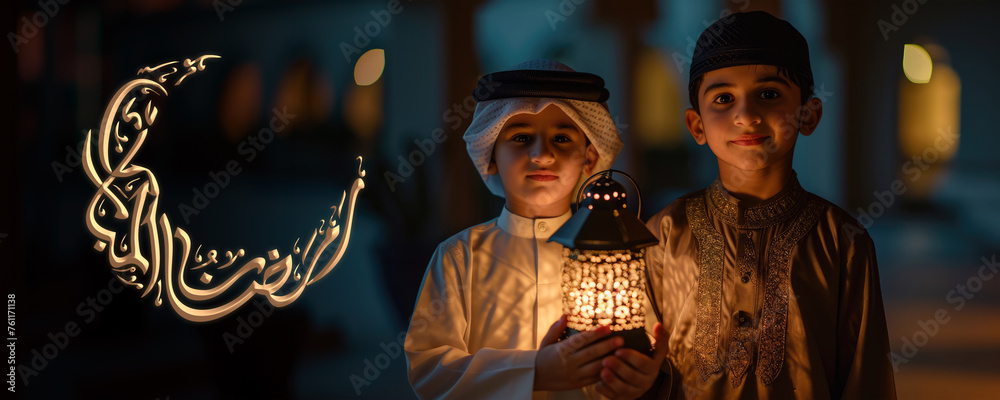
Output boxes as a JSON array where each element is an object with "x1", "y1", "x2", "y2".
[
  {"x1": 488, "y1": 104, "x2": 598, "y2": 218},
  {"x1": 685, "y1": 65, "x2": 821, "y2": 174}
]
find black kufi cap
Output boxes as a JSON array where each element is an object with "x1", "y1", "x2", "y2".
[
  {"x1": 475, "y1": 69, "x2": 610, "y2": 103},
  {"x1": 689, "y1": 11, "x2": 813, "y2": 103}
]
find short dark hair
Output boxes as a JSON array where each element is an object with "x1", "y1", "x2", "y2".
[{"x1": 687, "y1": 66, "x2": 814, "y2": 114}]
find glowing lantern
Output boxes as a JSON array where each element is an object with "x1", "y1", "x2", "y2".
[{"x1": 548, "y1": 170, "x2": 658, "y2": 354}]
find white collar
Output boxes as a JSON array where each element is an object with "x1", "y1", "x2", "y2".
[{"x1": 497, "y1": 207, "x2": 572, "y2": 240}]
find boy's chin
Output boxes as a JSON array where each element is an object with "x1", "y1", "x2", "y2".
[
  {"x1": 510, "y1": 190, "x2": 572, "y2": 209},
  {"x1": 524, "y1": 194, "x2": 570, "y2": 209},
  {"x1": 722, "y1": 150, "x2": 779, "y2": 171},
  {"x1": 737, "y1": 159, "x2": 770, "y2": 171}
]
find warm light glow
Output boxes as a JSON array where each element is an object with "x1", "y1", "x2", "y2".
[
  {"x1": 219, "y1": 63, "x2": 262, "y2": 142},
  {"x1": 343, "y1": 81, "x2": 383, "y2": 139},
  {"x1": 903, "y1": 44, "x2": 933, "y2": 84},
  {"x1": 633, "y1": 48, "x2": 683, "y2": 146},
  {"x1": 273, "y1": 59, "x2": 335, "y2": 134},
  {"x1": 354, "y1": 49, "x2": 385, "y2": 86},
  {"x1": 898, "y1": 42, "x2": 960, "y2": 198},
  {"x1": 562, "y1": 249, "x2": 647, "y2": 332}
]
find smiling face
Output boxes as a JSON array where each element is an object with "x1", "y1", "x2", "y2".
[
  {"x1": 488, "y1": 104, "x2": 599, "y2": 218},
  {"x1": 685, "y1": 65, "x2": 822, "y2": 177}
]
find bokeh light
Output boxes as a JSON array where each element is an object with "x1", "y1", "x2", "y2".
[
  {"x1": 903, "y1": 44, "x2": 933, "y2": 84},
  {"x1": 354, "y1": 49, "x2": 385, "y2": 86}
]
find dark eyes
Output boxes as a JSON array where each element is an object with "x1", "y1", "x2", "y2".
[
  {"x1": 713, "y1": 94, "x2": 735, "y2": 104},
  {"x1": 509, "y1": 134, "x2": 573, "y2": 143},
  {"x1": 712, "y1": 89, "x2": 782, "y2": 104},
  {"x1": 759, "y1": 89, "x2": 781, "y2": 100}
]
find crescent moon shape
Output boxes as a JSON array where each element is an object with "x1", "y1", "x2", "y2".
[{"x1": 84, "y1": 55, "x2": 365, "y2": 322}]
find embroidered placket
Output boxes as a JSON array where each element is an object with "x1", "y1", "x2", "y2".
[{"x1": 688, "y1": 175, "x2": 825, "y2": 385}]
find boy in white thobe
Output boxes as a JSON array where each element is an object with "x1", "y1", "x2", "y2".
[{"x1": 405, "y1": 60, "x2": 669, "y2": 400}]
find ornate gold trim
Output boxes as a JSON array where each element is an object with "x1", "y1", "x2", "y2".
[
  {"x1": 687, "y1": 195, "x2": 723, "y2": 381},
  {"x1": 755, "y1": 196, "x2": 824, "y2": 384},
  {"x1": 736, "y1": 232, "x2": 757, "y2": 283},
  {"x1": 689, "y1": 178, "x2": 825, "y2": 386},
  {"x1": 707, "y1": 175, "x2": 806, "y2": 230},
  {"x1": 728, "y1": 324, "x2": 752, "y2": 387}
]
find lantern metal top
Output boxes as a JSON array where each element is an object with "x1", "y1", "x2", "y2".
[{"x1": 548, "y1": 170, "x2": 658, "y2": 251}]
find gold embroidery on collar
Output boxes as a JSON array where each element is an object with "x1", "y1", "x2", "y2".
[
  {"x1": 707, "y1": 176, "x2": 807, "y2": 230},
  {"x1": 755, "y1": 195, "x2": 825, "y2": 384},
  {"x1": 687, "y1": 195, "x2": 724, "y2": 381}
]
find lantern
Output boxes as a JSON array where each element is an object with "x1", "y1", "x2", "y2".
[{"x1": 548, "y1": 170, "x2": 658, "y2": 355}]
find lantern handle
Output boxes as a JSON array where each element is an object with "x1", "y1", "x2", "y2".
[{"x1": 574, "y1": 169, "x2": 643, "y2": 216}]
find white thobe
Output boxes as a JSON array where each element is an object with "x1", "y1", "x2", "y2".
[{"x1": 405, "y1": 207, "x2": 605, "y2": 399}]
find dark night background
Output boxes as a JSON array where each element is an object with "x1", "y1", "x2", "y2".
[{"x1": 2, "y1": 0, "x2": 999, "y2": 398}]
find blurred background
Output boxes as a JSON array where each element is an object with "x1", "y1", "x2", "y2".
[{"x1": 2, "y1": 0, "x2": 998, "y2": 398}]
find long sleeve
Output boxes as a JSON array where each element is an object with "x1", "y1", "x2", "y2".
[
  {"x1": 640, "y1": 235, "x2": 671, "y2": 400},
  {"x1": 404, "y1": 241, "x2": 538, "y2": 399},
  {"x1": 835, "y1": 229, "x2": 897, "y2": 399},
  {"x1": 642, "y1": 198, "x2": 697, "y2": 399},
  {"x1": 644, "y1": 215, "x2": 666, "y2": 329}
]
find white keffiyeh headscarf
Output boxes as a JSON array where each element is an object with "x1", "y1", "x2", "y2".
[{"x1": 463, "y1": 60, "x2": 624, "y2": 198}]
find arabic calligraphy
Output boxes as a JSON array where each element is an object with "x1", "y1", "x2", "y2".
[{"x1": 83, "y1": 55, "x2": 365, "y2": 322}]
